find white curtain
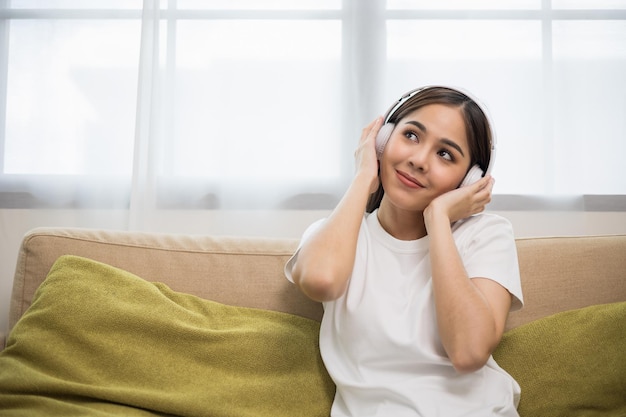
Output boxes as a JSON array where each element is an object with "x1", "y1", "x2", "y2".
[{"x1": 1, "y1": 0, "x2": 625, "y2": 224}]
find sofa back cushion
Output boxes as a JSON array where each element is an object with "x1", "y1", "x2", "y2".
[{"x1": 506, "y1": 235, "x2": 626, "y2": 330}]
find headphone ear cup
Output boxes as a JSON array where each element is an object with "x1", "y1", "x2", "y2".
[
  {"x1": 375, "y1": 123, "x2": 395, "y2": 159},
  {"x1": 460, "y1": 164, "x2": 484, "y2": 188}
]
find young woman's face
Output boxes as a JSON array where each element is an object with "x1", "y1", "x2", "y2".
[{"x1": 380, "y1": 103, "x2": 472, "y2": 211}]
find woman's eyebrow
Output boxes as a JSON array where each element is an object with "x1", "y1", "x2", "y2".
[
  {"x1": 405, "y1": 120, "x2": 427, "y2": 132},
  {"x1": 404, "y1": 121, "x2": 465, "y2": 157},
  {"x1": 440, "y1": 138, "x2": 465, "y2": 157}
]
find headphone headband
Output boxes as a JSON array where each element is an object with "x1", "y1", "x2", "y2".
[{"x1": 381, "y1": 86, "x2": 427, "y2": 124}]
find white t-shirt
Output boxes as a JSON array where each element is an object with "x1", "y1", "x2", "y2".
[{"x1": 285, "y1": 211, "x2": 524, "y2": 417}]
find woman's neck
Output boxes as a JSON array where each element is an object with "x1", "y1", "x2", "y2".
[{"x1": 377, "y1": 199, "x2": 427, "y2": 241}]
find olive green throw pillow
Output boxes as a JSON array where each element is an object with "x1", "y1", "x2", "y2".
[
  {"x1": 493, "y1": 301, "x2": 626, "y2": 417},
  {"x1": 0, "y1": 255, "x2": 335, "y2": 417}
]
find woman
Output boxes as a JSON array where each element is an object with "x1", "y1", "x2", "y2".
[{"x1": 285, "y1": 86, "x2": 523, "y2": 416}]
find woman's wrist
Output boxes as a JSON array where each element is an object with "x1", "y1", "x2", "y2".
[
  {"x1": 353, "y1": 169, "x2": 379, "y2": 196},
  {"x1": 424, "y1": 203, "x2": 452, "y2": 234}
]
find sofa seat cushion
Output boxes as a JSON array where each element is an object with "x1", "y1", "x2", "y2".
[
  {"x1": 0, "y1": 255, "x2": 335, "y2": 417},
  {"x1": 493, "y1": 301, "x2": 626, "y2": 417}
]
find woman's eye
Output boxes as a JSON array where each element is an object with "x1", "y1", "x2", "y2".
[
  {"x1": 439, "y1": 150, "x2": 453, "y2": 161},
  {"x1": 405, "y1": 131, "x2": 419, "y2": 142}
]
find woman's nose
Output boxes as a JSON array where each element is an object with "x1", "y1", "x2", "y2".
[{"x1": 408, "y1": 150, "x2": 429, "y2": 172}]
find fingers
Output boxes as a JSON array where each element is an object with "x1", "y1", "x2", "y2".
[
  {"x1": 354, "y1": 117, "x2": 384, "y2": 179},
  {"x1": 472, "y1": 174, "x2": 494, "y2": 191},
  {"x1": 356, "y1": 117, "x2": 384, "y2": 161},
  {"x1": 372, "y1": 116, "x2": 384, "y2": 131},
  {"x1": 360, "y1": 116, "x2": 384, "y2": 144},
  {"x1": 473, "y1": 176, "x2": 494, "y2": 213},
  {"x1": 480, "y1": 175, "x2": 494, "y2": 196}
]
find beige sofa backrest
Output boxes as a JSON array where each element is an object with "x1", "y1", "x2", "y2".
[
  {"x1": 508, "y1": 235, "x2": 625, "y2": 329},
  {"x1": 8, "y1": 228, "x2": 317, "y2": 332},
  {"x1": 8, "y1": 228, "x2": 626, "y2": 336}
]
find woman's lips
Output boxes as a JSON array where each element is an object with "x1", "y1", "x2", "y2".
[{"x1": 396, "y1": 170, "x2": 424, "y2": 189}]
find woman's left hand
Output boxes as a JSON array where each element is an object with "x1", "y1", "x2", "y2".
[{"x1": 424, "y1": 175, "x2": 494, "y2": 227}]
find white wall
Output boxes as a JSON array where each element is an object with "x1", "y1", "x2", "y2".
[{"x1": 2, "y1": 208, "x2": 626, "y2": 338}]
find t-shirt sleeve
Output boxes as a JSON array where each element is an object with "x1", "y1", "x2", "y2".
[
  {"x1": 284, "y1": 218, "x2": 326, "y2": 283},
  {"x1": 455, "y1": 214, "x2": 524, "y2": 311}
]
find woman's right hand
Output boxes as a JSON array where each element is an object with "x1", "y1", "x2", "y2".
[{"x1": 354, "y1": 117, "x2": 384, "y2": 194}]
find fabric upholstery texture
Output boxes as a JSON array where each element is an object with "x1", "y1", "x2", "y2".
[
  {"x1": 9, "y1": 228, "x2": 320, "y2": 331},
  {"x1": 506, "y1": 235, "x2": 626, "y2": 329},
  {"x1": 0, "y1": 255, "x2": 335, "y2": 417},
  {"x1": 493, "y1": 301, "x2": 626, "y2": 417}
]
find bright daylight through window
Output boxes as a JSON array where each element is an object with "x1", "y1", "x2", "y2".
[{"x1": 0, "y1": 0, "x2": 624, "y2": 209}]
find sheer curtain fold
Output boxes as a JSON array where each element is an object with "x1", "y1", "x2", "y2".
[
  {"x1": 129, "y1": 0, "x2": 159, "y2": 231},
  {"x1": 344, "y1": 0, "x2": 386, "y2": 125}
]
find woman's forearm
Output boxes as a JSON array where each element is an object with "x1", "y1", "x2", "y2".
[{"x1": 426, "y1": 213, "x2": 500, "y2": 373}]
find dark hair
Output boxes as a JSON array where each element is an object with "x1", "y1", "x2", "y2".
[{"x1": 365, "y1": 86, "x2": 494, "y2": 213}]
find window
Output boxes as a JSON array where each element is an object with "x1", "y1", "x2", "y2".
[{"x1": 1, "y1": 0, "x2": 625, "y2": 210}]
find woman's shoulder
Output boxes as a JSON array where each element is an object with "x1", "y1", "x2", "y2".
[
  {"x1": 454, "y1": 212, "x2": 513, "y2": 231},
  {"x1": 452, "y1": 213, "x2": 516, "y2": 246}
]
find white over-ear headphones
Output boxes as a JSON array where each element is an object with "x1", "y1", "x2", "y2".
[{"x1": 375, "y1": 86, "x2": 497, "y2": 188}]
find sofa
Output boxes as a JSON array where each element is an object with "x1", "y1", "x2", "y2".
[{"x1": 0, "y1": 227, "x2": 624, "y2": 417}]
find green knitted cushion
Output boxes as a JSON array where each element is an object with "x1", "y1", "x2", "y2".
[
  {"x1": 0, "y1": 255, "x2": 335, "y2": 417},
  {"x1": 493, "y1": 301, "x2": 626, "y2": 417}
]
